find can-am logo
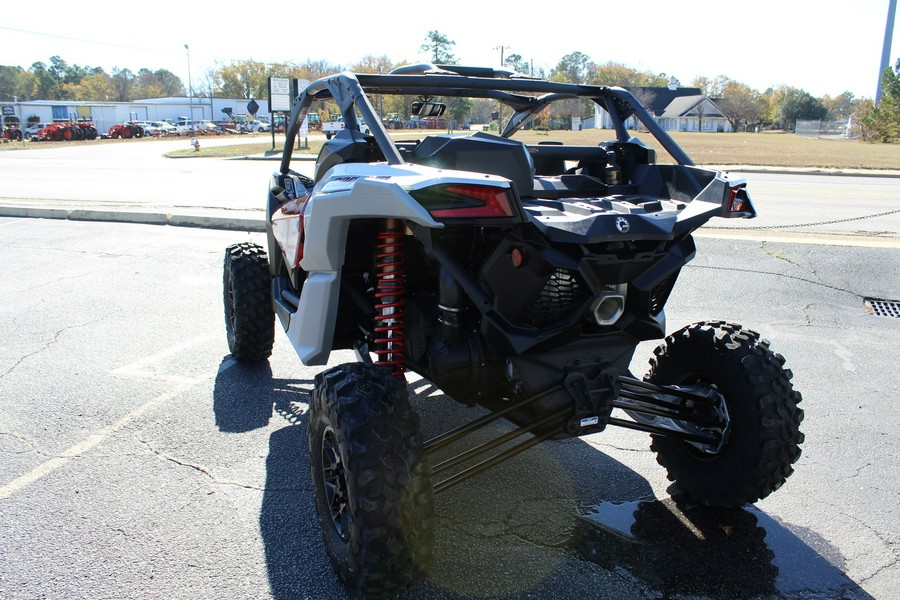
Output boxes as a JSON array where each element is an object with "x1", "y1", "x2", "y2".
[{"x1": 615, "y1": 217, "x2": 631, "y2": 233}]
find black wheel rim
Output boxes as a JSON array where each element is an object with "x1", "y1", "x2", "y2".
[
  {"x1": 321, "y1": 426, "x2": 351, "y2": 542},
  {"x1": 226, "y1": 274, "x2": 237, "y2": 334}
]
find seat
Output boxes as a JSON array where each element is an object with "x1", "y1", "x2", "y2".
[
  {"x1": 314, "y1": 129, "x2": 383, "y2": 180},
  {"x1": 411, "y1": 132, "x2": 535, "y2": 196}
]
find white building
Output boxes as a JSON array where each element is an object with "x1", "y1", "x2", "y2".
[
  {"x1": 2, "y1": 97, "x2": 271, "y2": 134},
  {"x1": 592, "y1": 85, "x2": 731, "y2": 133}
]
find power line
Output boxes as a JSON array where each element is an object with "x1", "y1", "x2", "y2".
[{"x1": 0, "y1": 25, "x2": 180, "y2": 56}]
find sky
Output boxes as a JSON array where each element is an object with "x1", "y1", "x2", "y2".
[{"x1": 1, "y1": 0, "x2": 898, "y2": 100}]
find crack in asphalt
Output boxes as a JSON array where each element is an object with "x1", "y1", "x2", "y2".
[
  {"x1": 0, "y1": 313, "x2": 113, "y2": 379},
  {"x1": 438, "y1": 496, "x2": 576, "y2": 551},
  {"x1": 132, "y1": 434, "x2": 264, "y2": 492},
  {"x1": 0, "y1": 431, "x2": 41, "y2": 455},
  {"x1": 686, "y1": 264, "x2": 860, "y2": 297}
]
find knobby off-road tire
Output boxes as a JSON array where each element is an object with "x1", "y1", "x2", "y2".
[
  {"x1": 309, "y1": 363, "x2": 434, "y2": 598},
  {"x1": 647, "y1": 321, "x2": 804, "y2": 506},
  {"x1": 223, "y1": 242, "x2": 275, "y2": 362}
]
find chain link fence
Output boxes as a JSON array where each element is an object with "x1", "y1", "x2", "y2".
[{"x1": 795, "y1": 119, "x2": 853, "y2": 139}]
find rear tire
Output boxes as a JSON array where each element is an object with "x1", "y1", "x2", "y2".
[
  {"x1": 309, "y1": 363, "x2": 434, "y2": 598},
  {"x1": 647, "y1": 321, "x2": 803, "y2": 506},
  {"x1": 223, "y1": 242, "x2": 275, "y2": 362}
]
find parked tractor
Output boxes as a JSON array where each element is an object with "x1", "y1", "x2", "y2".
[
  {"x1": 36, "y1": 121, "x2": 99, "y2": 141},
  {"x1": 107, "y1": 122, "x2": 145, "y2": 139},
  {"x1": 2, "y1": 125, "x2": 23, "y2": 141}
]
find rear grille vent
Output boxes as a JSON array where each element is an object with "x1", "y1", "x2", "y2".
[
  {"x1": 650, "y1": 272, "x2": 679, "y2": 315},
  {"x1": 864, "y1": 297, "x2": 900, "y2": 318},
  {"x1": 528, "y1": 269, "x2": 589, "y2": 326}
]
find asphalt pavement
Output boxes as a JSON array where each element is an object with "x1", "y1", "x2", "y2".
[{"x1": 1, "y1": 139, "x2": 898, "y2": 598}]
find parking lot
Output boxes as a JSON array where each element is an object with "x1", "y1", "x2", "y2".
[{"x1": 0, "y1": 142, "x2": 898, "y2": 599}]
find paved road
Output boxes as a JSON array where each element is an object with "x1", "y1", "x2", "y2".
[
  {"x1": 1, "y1": 137, "x2": 899, "y2": 246},
  {"x1": 0, "y1": 218, "x2": 896, "y2": 599}
]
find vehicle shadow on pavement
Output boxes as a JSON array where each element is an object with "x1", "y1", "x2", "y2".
[
  {"x1": 574, "y1": 498, "x2": 874, "y2": 600},
  {"x1": 214, "y1": 366, "x2": 871, "y2": 599},
  {"x1": 398, "y1": 382, "x2": 874, "y2": 600},
  {"x1": 212, "y1": 356, "x2": 342, "y2": 599},
  {"x1": 212, "y1": 357, "x2": 312, "y2": 433}
]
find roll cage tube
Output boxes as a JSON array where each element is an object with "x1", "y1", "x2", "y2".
[
  {"x1": 604, "y1": 87, "x2": 694, "y2": 166},
  {"x1": 280, "y1": 73, "x2": 404, "y2": 174},
  {"x1": 279, "y1": 72, "x2": 695, "y2": 174}
]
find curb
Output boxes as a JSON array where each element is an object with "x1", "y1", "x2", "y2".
[
  {"x1": 702, "y1": 165, "x2": 900, "y2": 178},
  {"x1": 0, "y1": 205, "x2": 265, "y2": 232}
]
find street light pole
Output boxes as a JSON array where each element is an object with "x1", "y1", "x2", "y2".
[
  {"x1": 876, "y1": 0, "x2": 897, "y2": 105},
  {"x1": 185, "y1": 44, "x2": 194, "y2": 126}
]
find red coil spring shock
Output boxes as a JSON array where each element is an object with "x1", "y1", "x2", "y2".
[{"x1": 374, "y1": 219, "x2": 407, "y2": 375}]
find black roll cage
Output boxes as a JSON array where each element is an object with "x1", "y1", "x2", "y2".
[{"x1": 279, "y1": 66, "x2": 694, "y2": 175}]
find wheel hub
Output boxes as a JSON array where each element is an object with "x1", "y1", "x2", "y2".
[{"x1": 321, "y1": 426, "x2": 351, "y2": 541}]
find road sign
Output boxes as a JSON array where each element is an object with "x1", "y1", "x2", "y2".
[{"x1": 268, "y1": 77, "x2": 291, "y2": 112}]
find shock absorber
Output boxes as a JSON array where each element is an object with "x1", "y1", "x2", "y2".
[{"x1": 373, "y1": 218, "x2": 407, "y2": 375}]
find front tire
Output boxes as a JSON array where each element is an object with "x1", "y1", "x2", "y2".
[
  {"x1": 223, "y1": 242, "x2": 275, "y2": 362},
  {"x1": 309, "y1": 363, "x2": 434, "y2": 598},
  {"x1": 647, "y1": 321, "x2": 803, "y2": 506}
]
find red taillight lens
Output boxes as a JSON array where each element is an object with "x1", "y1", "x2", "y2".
[
  {"x1": 727, "y1": 184, "x2": 750, "y2": 213},
  {"x1": 411, "y1": 184, "x2": 516, "y2": 219}
]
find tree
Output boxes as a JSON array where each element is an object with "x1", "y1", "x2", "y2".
[
  {"x1": 48, "y1": 55, "x2": 68, "y2": 97},
  {"x1": 776, "y1": 87, "x2": 827, "y2": 130},
  {"x1": 821, "y1": 91, "x2": 856, "y2": 120},
  {"x1": 591, "y1": 62, "x2": 668, "y2": 87},
  {"x1": 421, "y1": 31, "x2": 456, "y2": 64},
  {"x1": 154, "y1": 69, "x2": 184, "y2": 96},
  {"x1": 351, "y1": 55, "x2": 395, "y2": 74},
  {"x1": 717, "y1": 81, "x2": 766, "y2": 131},
  {"x1": 29, "y1": 62, "x2": 59, "y2": 100},
  {"x1": 64, "y1": 72, "x2": 116, "y2": 101},
  {"x1": 215, "y1": 60, "x2": 268, "y2": 98},
  {"x1": 551, "y1": 51, "x2": 591, "y2": 83},
  {"x1": 855, "y1": 59, "x2": 900, "y2": 142},
  {"x1": 503, "y1": 53, "x2": 530, "y2": 75},
  {"x1": 0, "y1": 65, "x2": 35, "y2": 101},
  {"x1": 111, "y1": 67, "x2": 135, "y2": 101}
]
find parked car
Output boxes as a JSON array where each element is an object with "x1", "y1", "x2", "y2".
[
  {"x1": 146, "y1": 120, "x2": 177, "y2": 135},
  {"x1": 24, "y1": 123, "x2": 48, "y2": 137},
  {"x1": 247, "y1": 120, "x2": 269, "y2": 132},
  {"x1": 136, "y1": 122, "x2": 163, "y2": 136},
  {"x1": 196, "y1": 120, "x2": 222, "y2": 134}
]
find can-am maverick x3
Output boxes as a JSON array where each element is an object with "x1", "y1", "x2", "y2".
[{"x1": 223, "y1": 64, "x2": 803, "y2": 598}]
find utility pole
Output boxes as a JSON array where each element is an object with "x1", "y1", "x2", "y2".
[
  {"x1": 185, "y1": 44, "x2": 194, "y2": 126},
  {"x1": 876, "y1": 0, "x2": 897, "y2": 105},
  {"x1": 494, "y1": 46, "x2": 510, "y2": 133}
]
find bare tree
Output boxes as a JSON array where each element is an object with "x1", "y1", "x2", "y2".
[{"x1": 717, "y1": 83, "x2": 766, "y2": 131}]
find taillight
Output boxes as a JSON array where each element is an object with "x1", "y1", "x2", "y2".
[
  {"x1": 726, "y1": 184, "x2": 751, "y2": 214},
  {"x1": 410, "y1": 184, "x2": 516, "y2": 219}
]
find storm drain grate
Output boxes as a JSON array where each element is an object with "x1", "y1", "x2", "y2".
[{"x1": 864, "y1": 298, "x2": 900, "y2": 318}]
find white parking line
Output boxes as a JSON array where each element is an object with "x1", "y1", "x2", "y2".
[{"x1": 0, "y1": 335, "x2": 231, "y2": 500}]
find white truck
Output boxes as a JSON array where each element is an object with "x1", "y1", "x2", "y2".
[
  {"x1": 322, "y1": 116, "x2": 370, "y2": 139},
  {"x1": 174, "y1": 118, "x2": 196, "y2": 135}
]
